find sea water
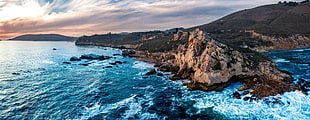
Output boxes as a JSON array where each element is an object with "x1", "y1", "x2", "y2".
[{"x1": 0, "y1": 41, "x2": 309, "y2": 120}]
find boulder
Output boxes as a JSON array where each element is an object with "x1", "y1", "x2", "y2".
[
  {"x1": 146, "y1": 69, "x2": 157, "y2": 75},
  {"x1": 157, "y1": 73, "x2": 164, "y2": 76},
  {"x1": 232, "y1": 92, "x2": 241, "y2": 99},
  {"x1": 70, "y1": 56, "x2": 81, "y2": 61},
  {"x1": 80, "y1": 54, "x2": 101, "y2": 59}
]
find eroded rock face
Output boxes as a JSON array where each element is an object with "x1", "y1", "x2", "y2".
[
  {"x1": 124, "y1": 29, "x2": 303, "y2": 99},
  {"x1": 246, "y1": 30, "x2": 310, "y2": 51},
  {"x1": 168, "y1": 29, "x2": 291, "y2": 87}
]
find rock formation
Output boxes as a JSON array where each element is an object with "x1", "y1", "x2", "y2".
[{"x1": 130, "y1": 29, "x2": 303, "y2": 99}]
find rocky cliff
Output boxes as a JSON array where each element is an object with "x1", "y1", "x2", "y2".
[{"x1": 128, "y1": 29, "x2": 304, "y2": 99}]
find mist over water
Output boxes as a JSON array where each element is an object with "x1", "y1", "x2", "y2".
[{"x1": 0, "y1": 41, "x2": 309, "y2": 119}]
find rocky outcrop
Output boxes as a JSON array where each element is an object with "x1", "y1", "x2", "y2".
[
  {"x1": 144, "y1": 29, "x2": 303, "y2": 99},
  {"x1": 246, "y1": 30, "x2": 310, "y2": 51}
]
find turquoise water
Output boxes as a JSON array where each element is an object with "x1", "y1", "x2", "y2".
[{"x1": 0, "y1": 41, "x2": 309, "y2": 120}]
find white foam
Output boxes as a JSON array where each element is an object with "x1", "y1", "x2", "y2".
[
  {"x1": 41, "y1": 60, "x2": 55, "y2": 64},
  {"x1": 132, "y1": 61, "x2": 154, "y2": 69},
  {"x1": 78, "y1": 94, "x2": 159, "y2": 120},
  {"x1": 191, "y1": 90, "x2": 310, "y2": 120},
  {"x1": 273, "y1": 58, "x2": 290, "y2": 63}
]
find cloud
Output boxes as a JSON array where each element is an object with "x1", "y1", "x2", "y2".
[{"x1": 0, "y1": 0, "x2": 301, "y2": 39}]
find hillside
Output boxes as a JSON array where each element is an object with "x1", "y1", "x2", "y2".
[
  {"x1": 190, "y1": 1, "x2": 310, "y2": 50},
  {"x1": 193, "y1": 1, "x2": 310, "y2": 35},
  {"x1": 9, "y1": 34, "x2": 76, "y2": 41}
]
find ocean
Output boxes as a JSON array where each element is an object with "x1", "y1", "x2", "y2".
[{"x1": 0, "y1": 41, "x2": 309, "y2": 120}]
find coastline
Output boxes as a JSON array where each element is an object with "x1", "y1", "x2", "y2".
[{"x1": 75, "y1": 29, "x2": 309, "y2": 101}]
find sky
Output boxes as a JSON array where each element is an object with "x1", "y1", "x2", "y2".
[{"x1": 0, "y1": 0, "x2": 302, "y2": 40}]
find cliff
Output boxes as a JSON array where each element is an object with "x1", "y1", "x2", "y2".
[{"x1": 129, "y1": 29, "x2": 303, "y2": 99}]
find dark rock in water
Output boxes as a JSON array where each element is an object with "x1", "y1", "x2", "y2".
[
  {"x1": 113, "y1": 54, "x2": 121, "y2": 56},
  {"x1": 262, "y1": 97, "x2": 285, "y2": 106},
  {"x1": 70, "y1": 56, "x2": 81, "y2": 61},
  {"x1": 157, "y1": 73, "x2": 164, "y2": 76},
  {"x1": 243, "y1": 97, "x2": 251, "y2": 101},
  {"x1": 104, "y1": 66, "x2": 113, "y2": 68},
  {"x1": 52, "y1": 48, "x2": 57, "y2": 50},
  {"x1": 109, "y1": 63, "x2": 117, "y2": 65},
  {"x1": 80, "y1": 54, "x2": 101, "y2": 59},
  {"x1": 146, "y1": 69, "x2": 157, "y2": 75},
  {"x1": 304, "y1": 81, "x2": 310, "y2": 87},
  {"x1": 122, "y1": 50, "x2": 136, "y2": 56},
  {"x1": 79, "y1": 54, "x2": 112, "y2": 60},
  {"x1": 186, "y1": 81, "x2": 231, "y2": 92},
  {"x1": 12, "y1": 72, "x2": 21, "y2": 75},
  {"x1": 79, "y1": 63, "x2": 89, "y2": 66},
  {"x1": 142, "y1": 77, "x2": 148, "y2": 79},
  {"x1": 123, "y1": 61, "x2": 127, "y2": 63},
  {"x1": 63, "y1": 62, "x2": 71, "y2": 64},
  {"x1": 242, "y1": 90, "x2": 250, "y2": 95},
  {"x1": 297, "y1": 78, "x2": 305, "y2": 84},
  {"x1": 115, "y1": 61, "x2": 122, "y2": 64},
  {"x1": 232, "y1": 92, "x2": 241, "y2": 99}
]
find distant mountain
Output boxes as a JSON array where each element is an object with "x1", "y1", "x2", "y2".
[{"x1": 9, "y1": 34, "x2": 76, "y2": 41}]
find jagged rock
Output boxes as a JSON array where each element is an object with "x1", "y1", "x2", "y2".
[
  {"x1": 146, "y1": 69, "x2": 157, "y2": 75},
  {"x1": 304, "y1": 81, "x2": 310, "y2": 87},
  {"x1": 232, "y1": 92, "x2": 241, "y2": 99},
  {"x1": 157, "y1": 29, "x2": 298, "y2": 99},
  {"x1": 70, "y1": 56, "x2": 81, "y2": 61},
  {"x1": 238, "y1": 85, "x2": 249, "y2": 91},
  {"x1": 157, "y1": 73, "x2": 164, "y2": 76},
  {"x1": 158, "y1": 63, "x2": 179, "y2": 72},
  {"x1": 104, "y1": 66, "x2": 113, "y2": 68},
  {"x1": 122, "y1": 50, "x2": 136, "y2": 56},
  {"x1": 53, "y1": 48, "x2": 57, "y2": 50}
]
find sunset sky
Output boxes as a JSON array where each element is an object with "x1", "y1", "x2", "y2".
[{"x1": 0, "y1": 0, "x2": 302, "y2": 40}]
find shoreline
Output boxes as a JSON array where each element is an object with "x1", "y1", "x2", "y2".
[{"x1": 75, "y1": 29, "x2": 309, "y2": 101}]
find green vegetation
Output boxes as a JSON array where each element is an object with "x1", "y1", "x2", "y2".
[{"x1": 137, "y1": 34, "x2": 188, "y2": 52}]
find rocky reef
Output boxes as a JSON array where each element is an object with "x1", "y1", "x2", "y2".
[{"x1": 124, "y1": 29, "x2": 306, "y2": 100}]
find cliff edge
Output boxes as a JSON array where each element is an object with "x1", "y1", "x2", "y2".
[{"x1": 129, "y1": 29, "x2": 304, "y2": 99}]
